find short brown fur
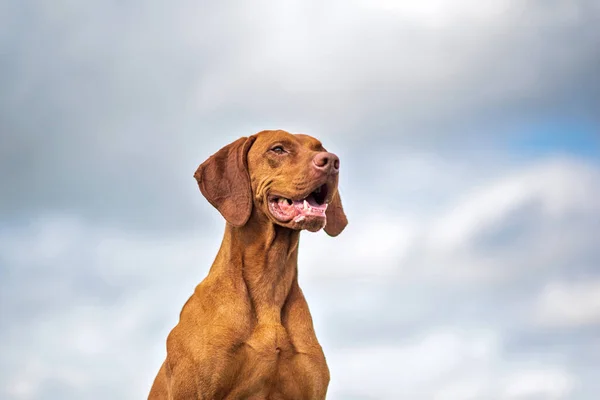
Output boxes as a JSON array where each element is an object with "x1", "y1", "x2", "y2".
[{"x1": 148, "y1": 130, "x2": 348, "y2": 399}]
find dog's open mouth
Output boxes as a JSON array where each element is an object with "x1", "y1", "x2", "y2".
[{"x1": 268, "y1": 183, "x2": 329, "y2": 223}]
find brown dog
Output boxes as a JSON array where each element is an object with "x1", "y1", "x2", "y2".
[{"x1": 148, "y1": 130, "x2": 348, "y2": 399}]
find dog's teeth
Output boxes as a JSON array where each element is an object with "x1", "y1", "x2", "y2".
[
  {"x1": 295, "y1": 216, "x2": 305, "y2": 222},
  {"x1": 303, "y1": 200, "x2": 309, "y2": 210}
]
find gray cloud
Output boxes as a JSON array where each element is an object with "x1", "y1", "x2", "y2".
[
  {"x1": 2, "y1": 0, "x2": 600, "y2": 399},
  {"x1": 2, "y1": 0, "x2": 599, "y2": 231}
]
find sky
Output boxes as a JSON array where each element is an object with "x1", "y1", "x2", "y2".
[{"x1": 1, "y1": 0, "x2": 599, "y2": 399}]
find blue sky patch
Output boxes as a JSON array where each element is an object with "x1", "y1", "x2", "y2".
[{"x1": 507, "y1": 119, "x2": 600, "y2": 160}]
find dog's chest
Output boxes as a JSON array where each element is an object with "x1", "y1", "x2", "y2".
[
  {"x1": 244, "y1": 322, "x2": 291, "y2": 354},
  {"x1": 229, "y1": 323, "x2": 326, "y2": 399}
]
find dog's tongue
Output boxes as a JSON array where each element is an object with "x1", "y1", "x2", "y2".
[
  {"x1": 276, "y1": 194, "x2": 328, "y2": 221},
  {"x1": 292, "y1": 195, "x2": 328, "y2": 219}
]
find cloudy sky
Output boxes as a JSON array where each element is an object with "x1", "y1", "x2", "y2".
[{"x1": 1, "y1": 0, "x2": 599, "y2": 399}]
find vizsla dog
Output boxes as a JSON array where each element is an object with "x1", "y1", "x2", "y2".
[{"x1": 149, "y1": 130, "x2": 348, "y2": 399}]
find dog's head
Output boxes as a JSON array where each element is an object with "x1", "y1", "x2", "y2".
[{"x1": 194, "y1": 130, "x2": 347, "y2": 236}]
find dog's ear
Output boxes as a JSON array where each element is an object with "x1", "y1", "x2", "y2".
[
  {"x1": 194, "y1": 136, "x2": 256, "y2": 227},
  {"x1": 324, "y1": 189, "x2": 348, "y2": 237}
]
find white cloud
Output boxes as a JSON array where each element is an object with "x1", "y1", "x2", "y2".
[
  {"x1": 534, "y1": 280, "x2": 600, "y2": 328},
  {"x1": 409, "y1": 157, "x2": 600, "y2": 284},
  {"x1": 0, "y1": 216, "x2": 223, "y2": 399},
  {"x1": 357, "y1": 0, "x2": 514, "y2": 27},
  {"x1": 328, "y1": 328, "x2": 500, "y2": 398},
  {"x1": 501, "y1": 367, "x2": 576, "y2": 400},
  {"x1": 327, "y1": 328, "x2": 576, "y2": 400},
  {"x1": 299, "y1": 212, "x2": 417, "y2": 279},
  {"x1": 429, "y1": 157, "x2": 600, "y2": 251}
]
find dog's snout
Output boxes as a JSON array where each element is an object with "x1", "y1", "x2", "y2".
[{"x1": 313, "y1": 152, "x2": 340, "y2": 174}]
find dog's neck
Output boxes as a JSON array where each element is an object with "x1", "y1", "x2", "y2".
[{"x1": 216, "y1": 209, "x2": 300, "y2": 326}]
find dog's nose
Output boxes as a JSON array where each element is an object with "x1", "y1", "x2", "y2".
[{"x1": 313, "y1": 152, "x2": 340, "y2": 174}]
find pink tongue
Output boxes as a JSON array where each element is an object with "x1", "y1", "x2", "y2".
[
  {"x1": 275, "y1": 195, "x2": 327, "y2": 219},
  {"x1": 279, "y1": 201, "x2": 294, "y2": 213},
  {"x1": 292, "y1": 197, "x2": 327, "y2": 216}
]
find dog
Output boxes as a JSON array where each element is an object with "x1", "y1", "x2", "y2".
[{"x1": 148, "y1": 129, "x2": 347, "y2": 399}]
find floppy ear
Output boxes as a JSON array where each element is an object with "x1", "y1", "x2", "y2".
[
  {"x1": 194, "y1": 136, "x2": 256, "y2": 227},
  {"x1": 324, "y1": 189, "x2": 348, "y2": 237}
]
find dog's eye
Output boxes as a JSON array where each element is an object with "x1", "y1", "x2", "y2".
[{"x1": 270, "y1": 146, "x2": 286, "y2": 154}]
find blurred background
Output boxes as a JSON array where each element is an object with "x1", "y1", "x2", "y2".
[{"x1": 1, "y1": 1, "x2": 599, "y2": 399}]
